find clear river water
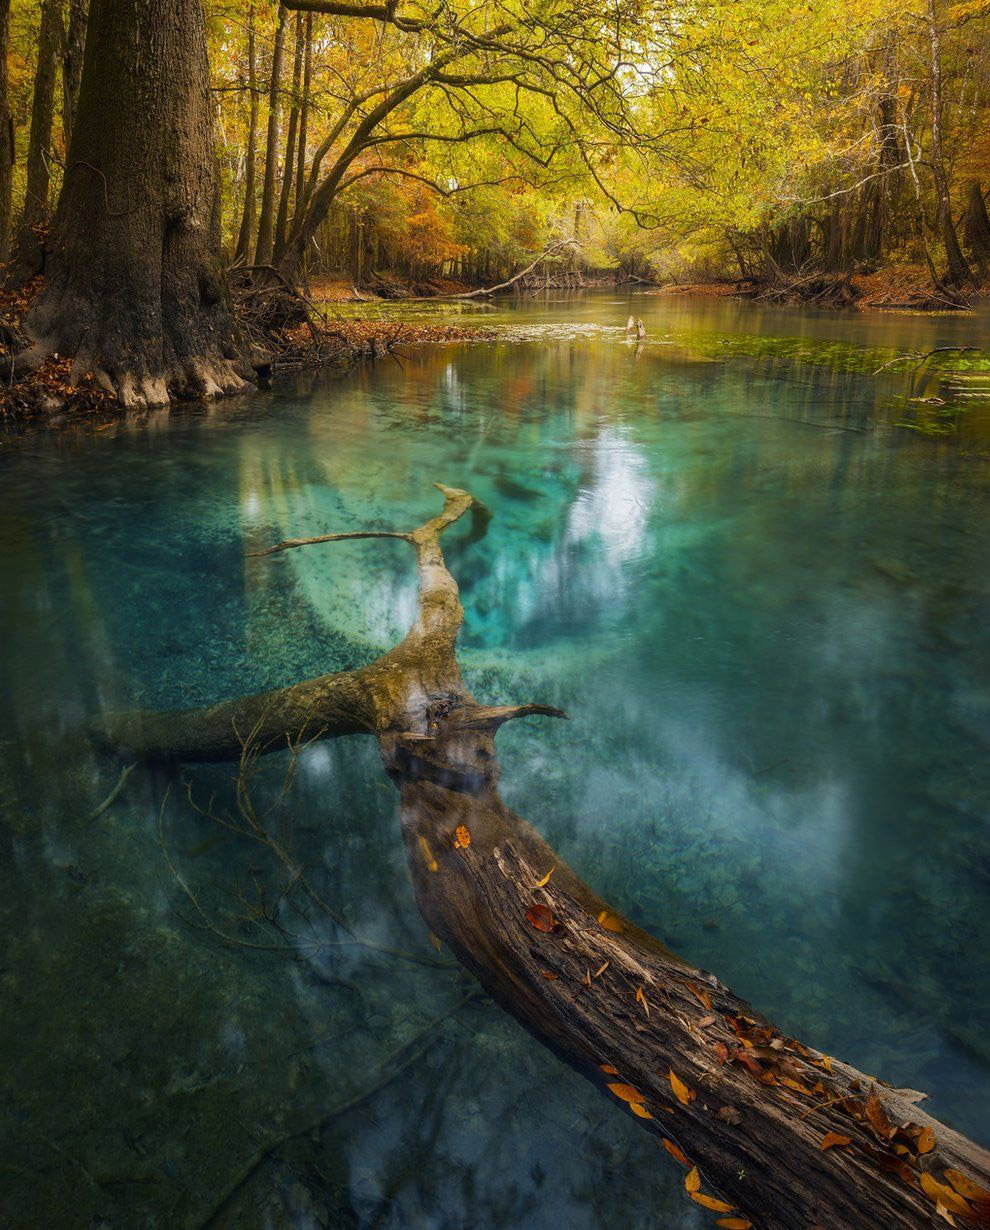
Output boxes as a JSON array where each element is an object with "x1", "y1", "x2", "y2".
[{"x1": 1, "y1": 291, "x2": 989, "y2": 1228}]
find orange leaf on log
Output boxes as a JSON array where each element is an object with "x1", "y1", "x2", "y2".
[
  {"x1": 691, "y1": 1193, "x2": 735, "y2": 1213},
  {"x1": 534, "y1": 867, "x2": 555, "y2": 888},
  {"x1": 662, "y1": 1138, "x2": 690, "y2": 1165},
  {"x1": 918, "y1": 1126, "x2": 936, "y2": 1155},
  {"x1": 629, "y1": 1102, "x2": 653, "y2": 1119},
  {"x1": 944, "y1": 1169, "x2": 990, "y2": 1203},
  {"x1": 685, "y1": 1166, "x2": 701, "y2": 1193},
  {"x1": 716, "y1": 1220, "x2": 753, "y2": 1229},
  {"x1": 920, "y1": 1174, "x2": 972, "y2": 1216},
  {"x1": 526, "y1": 904, "x2": 555, "y2": 932},
  {"x1": 820, "y1": 1133, "x2": 852, "y2": 1151},
  {"x1": 865, "y1": 1091, "x2": 894, "y2": 1140},
  {"x1": 607, "y1": 1082, "x2": 646, "y2": 1105},
  {"x1": 669, "y1": 1068, "x2": 696, "y2": 1106},
  {"x1": 688, "y1": 983, "x2": 713, "y2": 1011},
  {"x1": 597, "y1": 909, "x2": 624, "y2": 933},
  {"x1": 600, "y1": 1063, "x2": 619, "y2": 1075},
  {"x1": 453, "y1": 824, "x2": 471, "y2": 848}
]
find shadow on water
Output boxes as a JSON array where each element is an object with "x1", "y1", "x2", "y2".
[{"x1": 1, "y1": 291, "x2": 989, "y2": 1227}]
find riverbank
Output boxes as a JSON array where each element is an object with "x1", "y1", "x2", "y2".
[
  {"x1": 654, "y1": 264, "x2": 985, "y2": 312},
  {"x1": 0, "y1": 276, "x2": 494, "y2": 432}
]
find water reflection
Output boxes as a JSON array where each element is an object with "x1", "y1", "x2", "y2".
[{"x1": 1, "y1": 292, "x2": 989, "y2": 1228}]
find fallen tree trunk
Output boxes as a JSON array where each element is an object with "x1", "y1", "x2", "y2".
[{"x1": 91, "y1": 485, "x2": 990, "y2": 1230}]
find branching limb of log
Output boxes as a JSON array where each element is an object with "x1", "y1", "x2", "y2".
[
  {"x1": 450, "y1": 239, "x2": 579, "y2": 298},
  {"x1": 873, "y1": 345, "x2": 981, "y2": 374},
  {"x1": 89, "y1": 485, "x2": 990, "y2": 1230}
]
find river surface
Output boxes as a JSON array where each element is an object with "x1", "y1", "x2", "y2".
[{"x1": 2, "y1": 292, "x2": 989, "y2": 1228}]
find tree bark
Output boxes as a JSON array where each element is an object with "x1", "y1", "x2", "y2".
[
  {"x1": 274, "y1": 12, "x2": 304, "y2": 257},
  {"x1": 0, "y1": 0, "x2": 13, "y2": 263},
  {"x1": 61, "y1": 0, "x2": 88, "y2": 152},
  {"x1": 13, "y1": 0, "x2": 62, "y2": 278},
  {"x1": 234, "y1": 2, "x2": 260, "y2": 265},
  {"x1": 90, "y1": 485, "x2": 990, "y2": 1230},
  {"x1": 926, "y1": 0, "x2": 973, "y2": 289},
  {"x1": 254, "y1": 3, "x2": 288, "y2": 266},
  {"x1": 294, "y1": 16, "x2": 312, "y2": 214},
  {"x1": 21, "y1": 0, "x2": 251, "y2": 407},
  {"x1": 963, "y1": 180, "x2": 990, "y2": 276}
]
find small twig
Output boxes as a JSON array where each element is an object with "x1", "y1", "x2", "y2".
[
  {"x1": 193, "y1": 990, "x2": 481, "y2": 1228},
  {"x1": 84, "y1": 762, "x2": 136, "y2": 824}
]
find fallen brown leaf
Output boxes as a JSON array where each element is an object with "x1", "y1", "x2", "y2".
[
  {"x1": 526, "y1": 903, "x2": 555, "y2": 932},
  {"x1": 820, "y1": 1132, "x2": 852, "y2": 1151}
]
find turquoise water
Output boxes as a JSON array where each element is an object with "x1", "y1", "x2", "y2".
[{"x1": 1, "y1": 293, "x2": 989, "y2": 1227}]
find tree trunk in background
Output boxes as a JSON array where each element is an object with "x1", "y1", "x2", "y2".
[
  {"x1": 294, "y1": 16, "x2": 312, "y2": 211},
  {"x1": 61, "y1": 0, "x2": 88, "y2": 152},
  {"x1": 926, "y1": 0, "x2": 972, "y2": 288},
  {"x1": 254, "y1": 2, "x2": 288, "y2": 266},
  {"x1": 963, "y1": 180, "x2": 990, "y2": 275},
  {"x1": 22, "y1": 0, "x2": 250, "y2": 408},
  {"x1": 14, "y1": 0, "x2": 62, "y2": 277},
  {"x1": 274, "y1": 12, "x2": 303, "y2": 257},
  {"x1": 234, "y1": 2, "x2": 259, "y2": 265},
  {"x1": 0, "y1": 0, "x2": 13, "y2": 263}
]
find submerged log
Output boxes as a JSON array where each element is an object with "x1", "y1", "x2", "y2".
[{"x1": 91, "y1": 485, "x2": 990, "y2": 1230}]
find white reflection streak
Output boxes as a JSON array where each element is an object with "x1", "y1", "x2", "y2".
[{"x1": 566, "y1": 431, "x2": 651, "y2": 563}]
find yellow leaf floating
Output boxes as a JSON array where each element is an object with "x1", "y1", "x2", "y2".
[
  {"x1": 716, "y1": 1220, "x2": 753, "y2": 1229},
  {"x1": 669, "y1": 1068, "x2": 696, "y2": 1106},
  {"x1": 685, "y1": 1166, "x2": 701, "y2": 1194},
  {"x1": 607, "y1": 1082, "x2": 646, "y2": 1105},
  {"x1": 600, "y1": 1063, "x2": 619, "y2": 1076},
  {"x1": 417, "y1": 835, "x2": 438, "y2": 873},
  {"x1": 534, "y1": 866, "x2": 555, "y2": 888},
  {"x1": 691, "y1": 1193, "x2": 735, "y2": 1214}
]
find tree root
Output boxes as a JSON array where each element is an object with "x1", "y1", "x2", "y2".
[{"x1": 90, "y1": 485, "x2": 990, "y2": 1230}]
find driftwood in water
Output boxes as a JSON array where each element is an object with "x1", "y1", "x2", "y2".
[{"x1": 91, "y1": 486, "x2": 990, "y2": 1230}]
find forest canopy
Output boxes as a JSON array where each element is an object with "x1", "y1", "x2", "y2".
[{"x1": 3, "y1": 0, "x2": 990, "y2": 295}]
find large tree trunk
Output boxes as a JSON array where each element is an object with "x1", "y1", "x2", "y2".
[
  {"x1": 963, "y1": 180, "x2": 990, "y2": 276},
  {"x1": 90, "y1": 486, "x2": 990, "y2": 1230},
  {"x1": 0, "y1": 0, "x2": 13, "y2": 263},
  {"x1": 13, "y1": 0, "x2": 62, "y2": 278},
  {"x1": 20, "y1": 0, "x2": 250, "y2": 408},
  {"x1": 61, "y1": 0, "x2": 88, "y2": 153}
]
